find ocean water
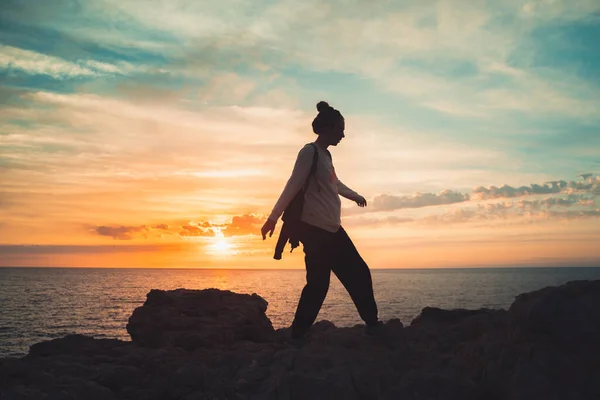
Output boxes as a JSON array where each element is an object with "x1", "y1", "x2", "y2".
[{"x1": 1, "y1": 266, "x2": 600, "y2": 358}]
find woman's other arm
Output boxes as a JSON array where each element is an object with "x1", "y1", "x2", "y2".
[{"x1": 338, "y1": 180, "x2": 367, "y2": 207}]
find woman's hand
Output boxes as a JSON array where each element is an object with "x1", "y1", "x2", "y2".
[
  {"x1": 355, "y1": 195, "x2": 367, "y2": 207},
  {"x1": 261, "y1": 218, "x2": 277, "y2": 240}
]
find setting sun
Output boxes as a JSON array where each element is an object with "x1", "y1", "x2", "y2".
[{"x1": 209, "y1": 235, "x2": 233, "y2": 255}]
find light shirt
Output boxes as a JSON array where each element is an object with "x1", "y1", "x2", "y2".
[{"x1": 268, "y1": 142, "x2": 360, "y2": 233}]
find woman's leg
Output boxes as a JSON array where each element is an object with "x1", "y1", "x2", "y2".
[
  {"x1": 331, "y1": 226, "x2": 379, "y2": 326},
  {"x1": 290, "y1": 224, "x2": 334, "y2": 338}
]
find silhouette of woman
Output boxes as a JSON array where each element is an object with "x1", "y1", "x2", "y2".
[{"x1": 261, "y1": 101, "x2": 382, "y2": 341}]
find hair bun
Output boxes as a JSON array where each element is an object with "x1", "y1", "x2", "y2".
[{"x1": 316, "y1": 101, "x2": 331, "y2": 113}]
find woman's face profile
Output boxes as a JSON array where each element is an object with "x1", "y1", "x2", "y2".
[{"x1": 327, "y1": 118, "x2": 345, "y2": 146}]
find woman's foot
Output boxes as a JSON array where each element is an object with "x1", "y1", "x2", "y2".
[
  {"x1": 365, "y1": 321, "x2": 385, "y2": 336},
  {"x1": 285, "y1": 335, "x2": 308, "y2": 348}
]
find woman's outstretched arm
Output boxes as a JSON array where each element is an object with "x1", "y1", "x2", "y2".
[{"x1": 338, "y1": 180, "x2": 367, "y2": 207}]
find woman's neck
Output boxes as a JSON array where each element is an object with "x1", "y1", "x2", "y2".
[{"x1": 315, "y1": 136, "x2": 329, "y2": 149}]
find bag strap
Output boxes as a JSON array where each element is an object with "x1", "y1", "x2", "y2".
[{"x1": 302, "y1": 143, "x2": 319, "y2": 191}]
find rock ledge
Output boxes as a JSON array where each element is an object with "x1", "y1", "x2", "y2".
[{"x1": 1, "y1": 280, "x2": 599, "y2": 400}]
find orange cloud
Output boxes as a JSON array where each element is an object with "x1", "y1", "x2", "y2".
[
  {"x1": 178, "y1": 224, "x2": 215, "y2": 237},
  {"x1": 222, "y1": 213, "x2": 264, "y2": 237},
  {"x1": 92, "y1": 213, "x2": 266, "y2": 240},
  {"x1": 95, "y1": 225, "x2": 151, "y2": 240}
]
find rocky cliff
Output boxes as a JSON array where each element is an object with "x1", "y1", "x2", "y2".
[{"x1": 1, "y1": 280, "x2": 599, "y2": 399}]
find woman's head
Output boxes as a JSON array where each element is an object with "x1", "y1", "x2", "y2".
[{"x1": 312, "y1": 101, "x2": 345, "y2": 146}]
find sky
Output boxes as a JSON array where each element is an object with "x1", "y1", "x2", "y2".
[{"x1": 1, "y1": 0, "x2": 599, "y2": 269}]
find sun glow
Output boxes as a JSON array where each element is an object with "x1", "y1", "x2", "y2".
[
  {"x1": 208, "y1": 234, "x2": 234, "y2": 255},
  {"x1": 214, "y1": 238, "x2": 230, "y2": 252}
]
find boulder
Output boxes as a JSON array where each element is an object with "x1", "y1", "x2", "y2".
[
  {"x1": 29, "y1": 334, "x2": 127, "y2": 358},
  {"x1": 126, "y1": 288, "x2": 276, "y2": 350},
  {"x1": 411, "y1": 307, "x2": 503, "y2": 327},
  {"x1": 508, "y1": 279, "x2": 600, "y2": 347}
]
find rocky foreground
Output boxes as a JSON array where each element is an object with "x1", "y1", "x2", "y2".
[{"x1": 1, "y1": 281, "x2": 600, "y2": 400}]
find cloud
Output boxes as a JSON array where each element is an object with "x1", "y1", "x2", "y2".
[
  {"x1": 420, "y1": 204, "x2": 600, "y2": 226},
  {"x1": 579, "y1": 199, "x2": 596, "y2": 207},
  {"x1": 95, "y1": 212, "x2": 268, "y2": 242},
  {"x1": 175, "y1": 214, "x2": 266, "y2": 238},
  {"x1": 222, "y1": 213, "x2": 264, "y2": 237},
  {"x1": 514, "y1": 195, "x2": 595, "y2": 210},
  {"x1": 0, "y1": 90, "x2": 309, "y2": 189},
  {"x1": 91, "y1": 213, "x2": 266, "y2": 240},
  {"x1": 341, "y1": 190, "x2": 598, "y2": 228},
  {"x1": 340, "y1": 174, "x2": 598, "y2": 219},
  {"x1": 472, "y1": 175, "x2": 599, "y2": 200},
  {"x1": 0, "y1": 89, "x2": 316, "y2": 248},
  {"x1": 0, "y1": 243, "x2": 187, "y2": 255},
  {"x1": 432, "y1": 194, "x2": 600, "y2": 224},
  {"x1": 473, "y1": 182, "x2": 563, "y2": 200},
  {"x1": 472, "y1": 194, "x2": 595, "y2": 215},
  {"x1": 0, "y1": 45, "x2": 139, "y2": 79},
  {"x1": 342, "y1": 200, "x2": 600, "y2": 228},
  {"x1": 518, "y1": 0, "x2": 600, "y2": 20},
  {"x1": 3, "y1": 0, "x2": 599, "y2": 121},
  {"x1": 0, "y1": 45, "x2": 98, "y2": 78},
  {"x1": 93, "y1": 222, "x2": 215, "y2": 240},
  {"x1": 240, "y1": 0, "x2": 600, "y2": 119},
  {"x1": 178, "y1": 224, "x2": 215, "y2": 238},
  {"x1": 2, "y1": 0, "x2": 599, "y2": 270},
  {"x1": 95, "y1": 225, "x2": 151, "y2": 240},
  {"x1": 178, "y1": 214, "x2": 265, "y2": 238},
  {"x1": 546, "y1": 209, "x2": 600, "y2": 220},
  {"x1": 370, "y1": 190, "x2": 469, "y2": 212}
]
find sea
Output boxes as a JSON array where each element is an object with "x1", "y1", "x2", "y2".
[{"x1": 1, "y1": 266, "x2": 600, "y2": 358}]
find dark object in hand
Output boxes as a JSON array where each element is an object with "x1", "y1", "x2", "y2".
[{"x1": 273, "y1": 144, "x2": 319, "y2": 260}]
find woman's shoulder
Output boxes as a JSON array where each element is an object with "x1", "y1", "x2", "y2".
[
  {"x1": 299, "y1": 142, "x2": 331, "y2": 161},
  {"x1": 294, "y1": 143, "x2": 320, "y2": 166},
  {"x1": 298, "y1": 142, "x2": 317, "y2": 155}
]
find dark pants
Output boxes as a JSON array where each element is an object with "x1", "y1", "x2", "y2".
[{"x1": 290, "y1": 223, "x2": 379, "y2": 338}]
